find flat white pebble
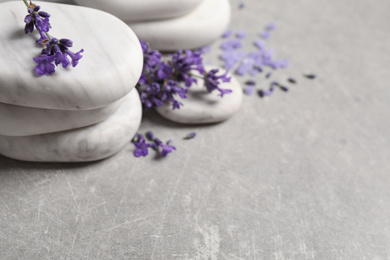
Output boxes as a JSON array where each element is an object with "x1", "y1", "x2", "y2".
[
  {"x1": 128, "y1": 0, "x2": 231, "y2": 51},
  {"x1": 0, "y1": 1, "x2": 143, "y2": 110},
  {"x1": 0, "y1": 96, "x2": 125, "y2": 136},
  {"x1": 74, "y1": 0, "x2": 202, "y2": 22},
  {"x1": 155, "y1": 66, "x2": 243, "y2": 124},
  {"x1": 0, "y1": 89, "x2": 142, "y2": 162}
]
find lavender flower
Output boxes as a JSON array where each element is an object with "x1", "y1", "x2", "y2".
[
  {"x1": 33, "y1": 54, "x2": 56, "y2": 75},
  {"x1": 137, "y1": 40, "x2": 231, "y2": 110},
  {"x1": 153, "y1": 138, "x2": 176, "y2": 157},
  {"x1": 204, "y1": 69, "x2": 232, "y2": 97},
  {"x1": 171, "y1": 49, "x2": 204, "y2": 87},
  {"x1": 132, "y1": 133, "x2": 152, "y2": 157},
  {"x1": 23, "y1": 1, "x2": 83, "y2": 75}
]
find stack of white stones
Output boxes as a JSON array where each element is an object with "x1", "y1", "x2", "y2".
[
  {"x1": 73, "y1": 0, "x2": 231, "y2": 51},
  {"x1": 74, "y1": 0, "x2": 243, "y2": 125},
  {"x1": 0, "y1": 1, "x2": 143, "y2": 162}
]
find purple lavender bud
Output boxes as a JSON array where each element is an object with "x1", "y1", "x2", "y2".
[
  {"x1": 146, "y1": 131, "x2": 154, "y2": 140},
  {"x1": 33, "y1": 54, "x2": 56, "y2": 75},
  {"x1": 239, "y1": 2, "x2": 245, "y2": 9},
  {"x1": 133, "y1": 134, "x2": 151, "y2": 157},
  {"x1": 24, "y1": 20, "x2": 34, "y2": 34},
  {"x1": 28, "y1": 8, "x2": 33, "y2": 14},
  {"x1": 66, "y1": 49, "x2": 84, "y2": 67},
  {"x1": 304, "y1": 74, "x2": 317, "y2": 79},
  {"x1": 288, "y1": 78, "x2": 297, "y2": 84},
  {"x1": 236, "y1": 30, "x2": 246, "y2": 39},
  {"x1": 266, "y1": 22, "x2": 276, "y2": 31},
  {"x1": 245, "y1": 80, "x2": 256, "y2": 86},
  {"x1": 254, "y1": 39, "x2": 266, "y2": 50},
  {"x1": 184, "y1": 132, "x2": 196, "y2": 140},
  {"x1": 24, "y1": 15, "x2": 32, "y2": 24},
  {"x1": 260, "y1": 31, "x2": 270, "y2": 39},
  {"x1": 279, "y1": 85, "x2": 289, "y2": 92},
  {"x1": 33, "y1": 5, "x2": 40, "y2": 12},
  {"x1": 38, "y1": 11, "x2": 50, "y2": 18},
  {"x1": 59, "y1": 38, "x2": 73, "y2": 47},
  {"x1": 222, "y1": 29, "x2": 233, "y2": 38},
  {"x1": 265, "y1": 72, "x2": 272, "y2": 78},
  {"x1": 160, "y1": 142, "x2": 176, "y2": 157}
]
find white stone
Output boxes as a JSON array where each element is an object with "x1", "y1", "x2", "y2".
[
  {"x1": 74, "y1": 0, "x2": 202, "y2": 23},
  {"x1": 155, "y1": 66, "x2": 243, "y2": 124},
  {"x1": 0, "y1": 1, "x2": 143, "y2": 110},
  {"x1": 0, "y1": 0, "x2": 75, "y2": 3},
  {"x1": 128, "y1": 0, "x2": 231, "y2": 51},
  {"x1": 0, "y1": 89, "x2": 142, "y2": 162},
  {"x1": 0, "y1": 96, "x2": 124, "y2": 136}
]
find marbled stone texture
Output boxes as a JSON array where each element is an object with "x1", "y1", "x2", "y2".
[
  {"x1": 74, "y1": 0, "x2": 202, "y2": 22},
  {"x1": 155, "y1": 66, "x2": 243, "y2": 124},
  {"x1": 0, "y1": 1, "x2": 143, "y2": 110},
  {"x1": 0, "y1": 95, "x2": 125, "y2": 136},
  {"x1": 128, "y1": 0, "x2": 231, "y2": 51},
  {"x1": 0, "y1": 89, "x2": 142, "y2": 162}
]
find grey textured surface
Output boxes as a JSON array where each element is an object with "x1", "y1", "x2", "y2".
[{"x1": 1, "y1": 0, "x2": 390, "y2": 259}]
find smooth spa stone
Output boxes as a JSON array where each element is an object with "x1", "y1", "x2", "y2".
[
  {"x1": 128, "y1": 0, "x2": 231, "y2": 51},
  {"x1": 0, "y1": 96, "x2": 125, "y2": 136},
  {"x1": 74, "y1": 0, "x2": 202, "y2": 23},
  {"x1": 0, "y1": 0, "x2": 75, "y2": 4},
  {"x1": 0, "y1": 1, "x2": 143, "y2": 110},
  {"x1": 155, "y1": 66, "x2": 243, "y2": 124},
  {"x1": 0, "y1": 89, "x2": 142, "y2": 162}
]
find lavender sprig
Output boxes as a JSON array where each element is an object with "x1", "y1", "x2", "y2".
[
  {"x1": 136, "y1": 40, "x2": 231, "y2": 110},
  {"x1": 23, "y1": 0, "x2": 84, "y2": 75}
]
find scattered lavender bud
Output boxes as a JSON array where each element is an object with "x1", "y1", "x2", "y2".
[
  {"x1": 266, "y1": 72, "x2": 272, "y2": 78},
  {"x1": 236, "y1": 30, "x2": 246, "y2": 39},
  {"x1": 304, "y1": 74, "x2": 317, "y2": 79},
  {"x1": 266, "y1": 22, "x2": 276, "y2": 31},
  {"x1": 288, "y1": 78, "x2": 297, "y2": 84},
  {"x1": 279, "y1": 85, "x2": 289, "y2": 92},
  {"x1": 244, "y1": 85, "x2": 255, "y2": 95},
  {"x1": 260, "y1": 31, "x2": 270, "y2": 39},
  {"x1": 258, "y1": 89, "x2": 272, "y2": 97},
  {"x1": 278, "y1": 59, "x2": 289, "y2": 68},
  {"x1": 220, "y1": 39, "x2": 242, "y2": 50},
  {"x1": 199, "y1": 45, "x2": 211, "y2": 54},
  {"x1": 254, "y1": 38, "x2": 266, "y2": 50},
  {"x1": 146, "y1": 131, "x2": 154, "y2": 140},
  {"x1": 239, "y1": 1, "x2": 245, "y2": 9},
  {"x1": 245, "y1": 80, "x2": 256, "y2": 86},
  {"x1": 184, "y1": 132, "x2": 197, "y2": 140},
  {"x1": 222, "y1": 29, "x2": 233, "y2": 38},
  {"x1": 132, "y1": 134, "x2": 152, "y2": 157}
]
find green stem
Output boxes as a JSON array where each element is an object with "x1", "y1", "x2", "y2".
[
  {"x1": 45, "y1": 32, "x2": 52, "y2": 40},
  {"x1": 23, "y1": 0, "x2": 29, "y2": 7}
]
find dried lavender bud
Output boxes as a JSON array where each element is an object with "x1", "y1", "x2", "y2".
[
  {"x1": 288, "y1": 78, "x2": 297, "y2": 84},
  {"x1": 304, "y1": 74, "x2": 316, "y2": 79},
  {"x1": 184, "y1": 132, "x2": 197, "y2": 140}
]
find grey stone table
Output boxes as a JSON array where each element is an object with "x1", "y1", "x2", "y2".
[{"x1": 1, "y1": 0, "x2": 390, "y2": 259}]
